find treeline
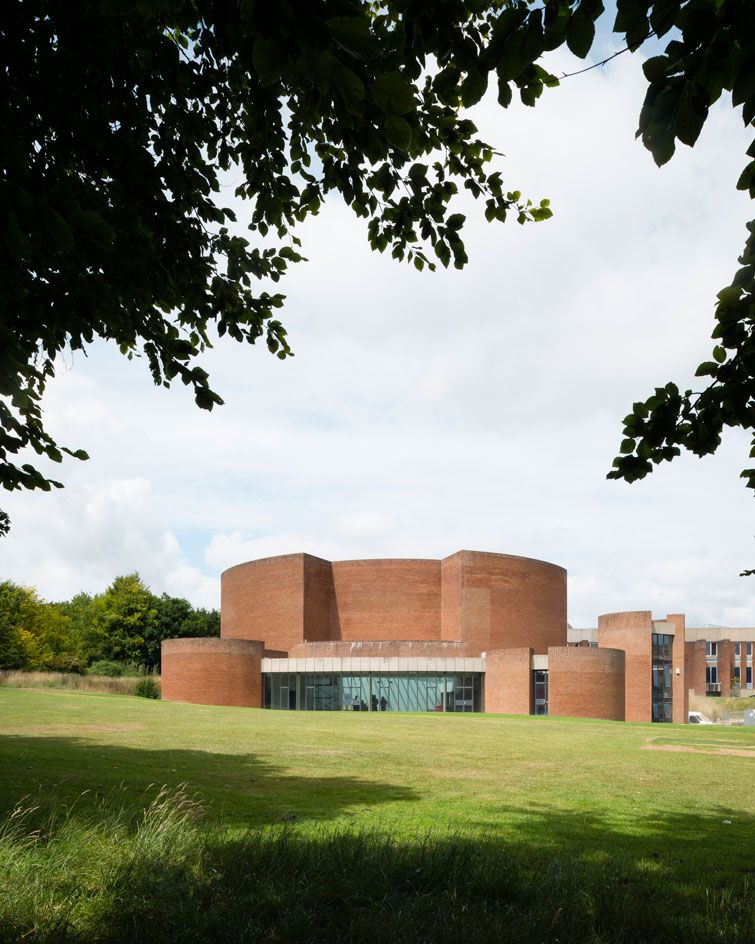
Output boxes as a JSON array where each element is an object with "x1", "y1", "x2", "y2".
[{"x1": 0, "y1": 574, "x2": 219, "y2": 674}]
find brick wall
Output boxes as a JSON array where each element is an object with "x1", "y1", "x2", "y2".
[
  {"x1": 666, "y1": 613, "x2": 688, "y2": 723},
  {"x1": 597, "y1": 611, "x2": 652, "y2": 722},
  {"x1": 330, "y1": 559, "x2": 441, "y2": 640},
  {"x1": 548, "y1": 646, "x2": 625, "y2": 720},
  {"x1": 440, "y1": 552, "x2": 463, "y2": 640},
  {"x1": 303, "y1": 554, "x2": 333, "y2": 642},
  {"x1": 161, "y1": 638, "x2": 263, "y2": 707},
  {"x1": 220, "y1": 550, "x2": 568, "y2": 658},
  {"x1": 457, "y1": 551, "x2": 567, "y2": 655},
  {"x1": 484, "y1": 647, "x2": 533, "y2": 713},
  {"x1": 288, "y1": 639, "x2": 476, "y2": 658},
  {"x1": 718, "y1": 639, "x2": 735, "y2": 696},
  {"x1": 221, "y1": 554, "x2": 307, "y2": 653},
  {"x1": 685, "y1": 639, "x2": 707, "y2": 697}
]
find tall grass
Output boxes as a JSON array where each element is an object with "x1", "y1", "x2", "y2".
[
  {"x1": 0, "y1": 788, "x2": 751, "y2": 944},
  {"x1": 689, "y1": 692, "x2": 750, "y2": 721},
  {"x1": 0, "y1": 671, "x2": 159, "y2": 697}
]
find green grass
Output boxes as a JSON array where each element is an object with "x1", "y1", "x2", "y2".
[{"x1": 0, "y1": 688, "x2": 753, "y2": 943}]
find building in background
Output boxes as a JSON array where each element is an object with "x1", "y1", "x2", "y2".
[{"x1": 161, "y1": 551, "x2": 755, "y2": 723}]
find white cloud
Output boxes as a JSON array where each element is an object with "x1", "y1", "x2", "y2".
[{"x1": 1, "y1": 45, "x2": 753, "y2": 628}]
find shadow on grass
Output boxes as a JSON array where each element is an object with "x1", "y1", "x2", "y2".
[
  {"x1": 0, "y1": 788, "x2": 753, "y2": 944},
  {"x1": 0, "y1": 734, "x2": 418, "y2": 828}
]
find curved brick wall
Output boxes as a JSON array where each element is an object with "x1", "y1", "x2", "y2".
[
  {"x1": 447, "y1": 551, "x2": 566, "y2": 655},
  {"x1": 288, "y1": 639, "x2": 475, "y2": 658},
  {"x1": 161, "y1": 638, "x2": 263, "y2": 708},
  {"x1": 330, "y1": 559, "x2": 441, "y2": 641},
  {"x1": 221, "y1": 550, "x2": 567, "y2": 656},
  {"x1": 548, "y1": 646, "x2": 625, "y2": 721}
]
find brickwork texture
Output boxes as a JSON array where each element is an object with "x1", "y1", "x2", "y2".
[
  {"x1": 483, "y1": 648, "x2": 533, "y2": 714},
  {"x1": 548, "y1": 646, "x2": 625, "y2": 721},
  {"x1": 220, "y1": 550, "x2": 567, "y2": 656},
  {"x1": 161, "y1": 638, "x2": 263, "y2": 707}
]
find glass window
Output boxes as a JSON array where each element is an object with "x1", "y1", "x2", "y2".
[
  {"x1": 747, "y1": 642, "x2": 753, "y2": 658},
  {"x1": 706, "y1": 665, "x2": 718, "y2": 684},
  {"x1": 532, "y1": 669, "x2": 548, "y2": 715},
  {"x1": 734, "y1": 666, "x2": 741, "y2": 682},
  {"x1": 747, "y1": 666, "x2": 753, "y2": 688},
  {"x1": 262, "y1": 672, "x2": 483, "y2": 712},
  {"x1": 706, "y1": 641, "x2": 717, "y2": 657},
  {"x1": 652, "y1": 633, "x2": 673, "y2": 723},
  {"x1": 734, "y1": 643, "x2": 741, "y2": 658}
]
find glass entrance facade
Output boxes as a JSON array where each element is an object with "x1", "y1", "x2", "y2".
[
  {"x1": 651, "y1": 632, "x2": 673, "y2": 722},
  {"x1": 264, "y1": 672, "x2": 483, "y2": 712},
  {"x1": 532, "y1": 669, "x2": 549, "y2": 715}
]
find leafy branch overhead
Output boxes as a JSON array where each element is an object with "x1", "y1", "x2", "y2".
[{"x1": 1, "y1": 0, "x2": 754, "y2": 536}]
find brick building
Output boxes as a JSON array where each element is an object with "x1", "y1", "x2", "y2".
[{"x1": 161, "y1": 550, "x2": 755, "y2": 723}]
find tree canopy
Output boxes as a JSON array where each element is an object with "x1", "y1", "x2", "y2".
[
  {"x1": 0, "y1": 574, "x2": 219, "y2": 672},
  {"x1": 1, "y1": 0, "x2": 753, "y2": 533}
]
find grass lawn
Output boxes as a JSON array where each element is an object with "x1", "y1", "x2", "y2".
[{"x1": 1, "y1": 687, "x2": 753, "y2": 943}]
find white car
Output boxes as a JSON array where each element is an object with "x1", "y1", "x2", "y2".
[{"x1": 688, "y1": 710, "x2": 714, "y2": 724}]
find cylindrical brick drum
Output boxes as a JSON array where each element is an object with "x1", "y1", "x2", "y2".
[
  {"x1": 161, "y1": 638, "x2": 264, "y2": 708},
  {"x1": 547, "y1": 646, "x2": 625, "y2": 721}
]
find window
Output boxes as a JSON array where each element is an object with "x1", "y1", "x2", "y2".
[
  {"x1": 263, "y1": 672, "x2": 483, "y2": 712},
  {"x1": 706, "y1": 641, "x2": 717, "y2": 657},
  {"x1": 652, "y1": 633, "x2": 673, "y2": 723},
  {"x1": 747, "y1": 666, "x2": 753, "y2": 689},
  {"x1": 734, "y1": 642, "x2": 741, "y2": 658},
  {"x1": 706, "y1": 665, "x2": 718, "y2": 684},
  {"x1": 734, "y1": 666, "x2": 741, "y2": 683},
  {"x1": 532, "y1": 670, "x2": 548, "y2": 715},
  {"x1": 747, "y1": 642, "x2": 753, "y2": 658}
]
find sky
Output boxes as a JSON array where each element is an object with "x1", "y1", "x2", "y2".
[{"x1": 1, "y1": 37, "x2": 754, "y2": 627}]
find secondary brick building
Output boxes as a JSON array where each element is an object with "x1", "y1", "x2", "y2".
[{"x1": 162, "y1": 550, "x2": 755, "y2": 722}]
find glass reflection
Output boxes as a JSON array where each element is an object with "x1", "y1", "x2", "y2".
[{"x1": 263, "y1": 672, "x2": 482, "y2": 712}]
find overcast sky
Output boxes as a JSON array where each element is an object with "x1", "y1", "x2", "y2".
[{"x1": 2, "y1": 39, "x2": 753, "y2": 627}]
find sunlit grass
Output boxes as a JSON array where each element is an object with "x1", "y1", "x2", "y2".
[{"x1": 0, "y1": 688, "x2": 753, "y2": 943}]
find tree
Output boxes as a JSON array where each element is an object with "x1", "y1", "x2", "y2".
[
  {"x1": 141, "y1": 593, "x2": 220, "y2": 670},
  {"x1": 1, "y1": 0, "x2": 753, "y2": 531},
  {"x1": 87, "y1": 574, "x2": 159, "y2": 665},
  {"x1": 0, "y1": 580, "x2": 77, "y2": 670}
]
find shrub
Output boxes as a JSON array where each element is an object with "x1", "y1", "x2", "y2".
[
  {"x1": 133, "y1": 677, "x2": 160, "y2": 699},
  {"x1": 88, "y1": 660, "x2": 124, "y2": 677}
]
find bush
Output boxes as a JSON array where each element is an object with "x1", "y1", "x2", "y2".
[
  {"x1": 133, "y1": 677, "x2": 160, "y2": 699},
  {"x1": 87, "y1": 660, "x2": 125, "y2": 677}
]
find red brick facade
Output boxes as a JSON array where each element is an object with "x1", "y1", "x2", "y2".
[
  {"x1": 718, "y1": 640, "x2": 735, "y2": 697},
  {"x1": 158, "y1": 551, "x2": 706, "y2": 724},
  {"x1": 288, "y1": 640, "x2": 477, "y2": 658},
  {"x1": 331, "y1": 559, "x2": 441, "y2": 641},
  {"x1": 161, "y1": 638, "x2": 263, "y2": 708},
  {"x1": 220, "y1": 550, "x2": 566, "y2": 656},
  {"x1": 483, "y1": 648, "x2": 533, "y2": 714},
  {"x1": 685, "y1": 639, "x2": 707, "y2": 697},
  {"x1": 598, "y1": 612, "x2": 686, "y2": 723},
  {"x1": 548, "y1": 646, "x2": 625, "y2": 721}
]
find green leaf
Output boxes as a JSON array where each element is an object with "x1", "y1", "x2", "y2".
[
  {"x1": 566, "y1": 7, "x2": 595, "y2": 59},
  {"x1": 732, "y1": 60, "x2": 755, "y2": 108},
  {"x1": 642, "y1": 56, "x2": 668, "y2": 82},
  {"x1": 42, "y1": 207, "x2": 74, "y2": 250},
  {"x1": 334, "y1": 63, "x2": 365, "y2": 108},
  {"x1": 372, "y1": 72, "x2": 415, "y2": 115},
  {"x1": 460, "y1": 67, "x2": 488, "y2": 107},
  {"x1": 326, "y1": 16, "x2": 377, "y2": 59},
  {"x1": 253, "y1": 36, "x2": 286, "y2": 86},
  {"x1": 497, "y1": 76, "x2": 513, "y2": 107},
  {"x1": 384, "y1": 115, "x2": 412, "y2": 151},
  {"x1": 4, "y1": 213, "x2": 31, "y2": 260},
  {"x1": 736, "y1": 159, "x2": 755, "y2": 194},
  {"x1": 77, "y1": 210, "x2": 115, "y2": 250}
]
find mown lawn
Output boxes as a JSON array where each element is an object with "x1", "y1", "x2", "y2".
[{"x1": 0, "y1": 687, "x2": 753, "y2": 943}]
